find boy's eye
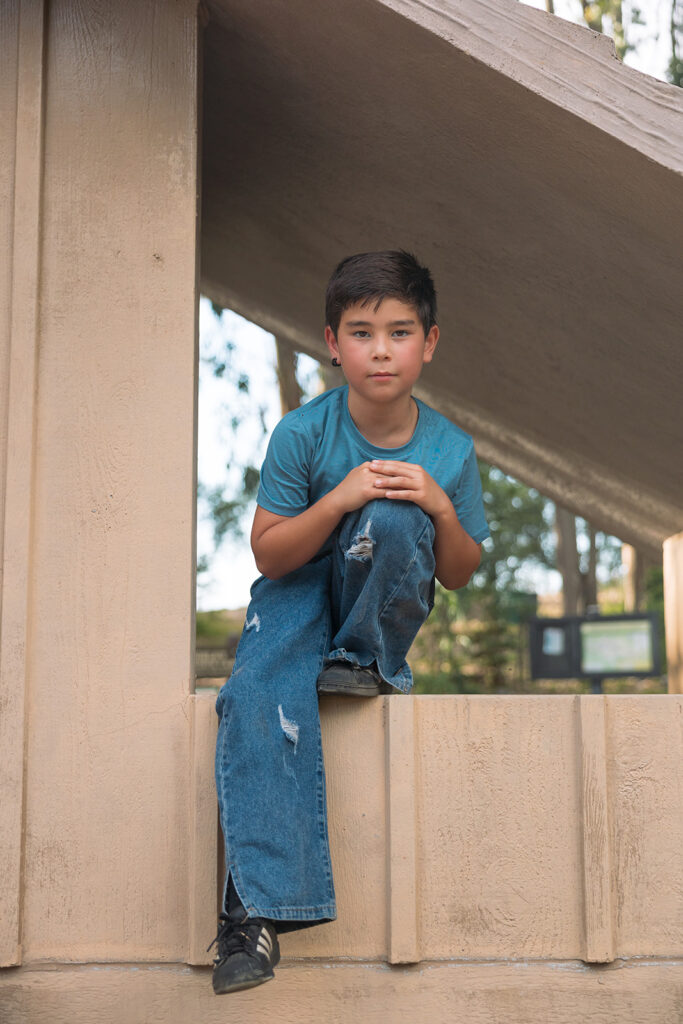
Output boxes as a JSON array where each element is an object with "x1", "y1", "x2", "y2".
[{"x1": 351, "y1": 329, "x2": 410, "y2": 338}]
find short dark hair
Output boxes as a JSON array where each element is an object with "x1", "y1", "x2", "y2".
[{"x1": 325, "y1": 250, "x2": 437, "y2": 338}]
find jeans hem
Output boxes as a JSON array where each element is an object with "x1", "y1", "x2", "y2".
[
  {"x1": 247, "y1": 903, "x2": 338, "y2": 921},
  {"x1": 216, "y1": 592, "x2": 337, "y2": 921}
]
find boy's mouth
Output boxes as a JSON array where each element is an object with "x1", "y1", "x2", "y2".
[{"x1": 369, "y1": 372, "x2": 395, "y2": 378}]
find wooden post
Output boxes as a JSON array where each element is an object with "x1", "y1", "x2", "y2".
[
  {"x1": 0, "y1": 0, "x2": 200, "y2": 963},
  {"x1": 386, "y1": 697, "x2": 419, "y2": 963},
  {"x1": 663, "y1": 531, "x2": 683, "y2": 694},
  {"x1": 577, "y1": 695, "x2": 616, "y2": 963},
  {"x1": 0, "y1": 0, "x2": 47, "y2": 967}
]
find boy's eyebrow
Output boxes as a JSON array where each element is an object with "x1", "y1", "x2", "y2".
[{"x1": 345, "y1": 319, "x2": 417, "y2": 327}]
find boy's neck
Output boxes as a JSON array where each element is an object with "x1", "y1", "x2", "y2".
[{"x1": 346, "y1": 389, "x2": 418, "y2": 448}]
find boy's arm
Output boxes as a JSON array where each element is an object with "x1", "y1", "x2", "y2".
[
  {"x1": 430, "y1": 504, "x2": 483, "y2": 589},
  {"x1": 252, "y1": 462, "x2": 392, "y2": 579},
  {"x1": 367, "y1": 460, "x2": 482, "y2": 590},
  {"x1": 251, "y1": 495, "x2": 345, "y2": 580}
]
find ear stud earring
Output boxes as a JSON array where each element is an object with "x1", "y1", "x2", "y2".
[{"x1": 331, "y1": 358, "x2": 341, "y2": 367}]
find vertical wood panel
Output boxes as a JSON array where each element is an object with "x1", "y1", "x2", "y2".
[
  {"x1": 0, "y1": 0, "x2": 46, "y2": 967},
  {"x1": 386, "y1": 696, "x2": 419, "y2": 963},
  {"x1": 201, "y1": 694, "x2": 683, "y2": 963},
  {"x1": 577, "y1": 695, "x2": 616, "y2": 963},
  {"x1": 18, "y1": 0, "x2": 200, "y2": 961},
  {"x1": 281, "y1": 697, "x2": 388, "y2": 959},
  {"x1": 188, "y1": 694, "x2": 219, "y2": 964},
  {"x1": 606, "y1": 695, "x2": 683, "y2": 954},
  {"x1": 416, "y1": 696, "x2": 584, "y2": 959}
]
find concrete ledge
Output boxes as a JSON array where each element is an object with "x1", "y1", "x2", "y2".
[{"x1": 2, "y1": 959, "x2": 682, "y2": 1023}]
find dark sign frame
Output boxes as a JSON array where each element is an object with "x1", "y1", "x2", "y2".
[{"x1": 529, "y1": 613, "x2": 660, "y2": 680}]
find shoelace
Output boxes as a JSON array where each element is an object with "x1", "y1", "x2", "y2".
[{"x1": 206, "y1": 912, "x2": 266, "y2": 964}]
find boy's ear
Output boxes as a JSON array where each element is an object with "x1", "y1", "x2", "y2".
[
  {"x1": 422, "y1": 324, "x2": 439, "y2": 363},
  {"x1": 324, "y1": 325, "x2": 340, "y2": 361}
]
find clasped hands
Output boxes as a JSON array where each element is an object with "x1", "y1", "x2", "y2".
[{"x1": 332, "y1": 460, "x2": 451, "y2": 519}]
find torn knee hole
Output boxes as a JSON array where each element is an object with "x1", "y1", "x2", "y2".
[{"x1": 345, "y1": 518, "x2": 374, "y2": 561}]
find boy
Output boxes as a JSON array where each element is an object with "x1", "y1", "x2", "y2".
[{"x1": 208, "y1": 250, "x2": 490, "y2": 994}]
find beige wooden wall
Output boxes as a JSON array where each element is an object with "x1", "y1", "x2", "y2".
[
  {"x1": 1, "y1": 1, "x2": 682, "y2": 1020},
  {"x1": 4, "y1": 691, "x2": 683, "y2": 1021},
  {"x1": 0, "y1": 0, "x2": 200, "y2": 967},
  {"x1": 190, "y1": 693, "x2": 683, "y2": 968}
]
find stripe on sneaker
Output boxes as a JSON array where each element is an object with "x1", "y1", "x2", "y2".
[{"x1": 256, "y1": 927, "x2": 273, "y2": 957}]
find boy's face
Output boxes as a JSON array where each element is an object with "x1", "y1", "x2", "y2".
[{"x1": 324, "y1": 297, "x2": 439, "y2": 405}]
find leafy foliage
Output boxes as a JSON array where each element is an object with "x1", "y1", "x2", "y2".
[
  {"x1": 457, "y1": 463, "x2": 553, "y2": 614},
  {"x1": 196, "y1": 304, "x2": 272, "y2": 583},
  {"x1": 412, "y1": 462, "x2": 550, "y2": 693}
]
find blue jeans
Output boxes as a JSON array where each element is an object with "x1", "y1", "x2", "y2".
[{"x1": 214, "y1": 499, "x2": 436, "y2": 926}]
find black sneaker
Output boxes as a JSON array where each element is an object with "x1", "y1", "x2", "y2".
[
  {"x1": 316, "y1": 659, "x2": 384, "y2": 696},
  {"x1": 207, "y1": 912, "x2": 281, "y2": 995}
]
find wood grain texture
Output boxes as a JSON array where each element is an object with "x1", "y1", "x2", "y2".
[
  {"x1": 386, "y1": 695, "x2": 419, "y2": 963},
  {"x1": 13, "y1": 0, "x2": 200, "y2": 962},
  {"x1": 203, "y1": 694, "x2": 682, "y2": 964},
  {"x1": 281, "y1": 696, "x2": 388, "y2": 959},
  {"x1": 2, "y1": 959, "x2": 683, "y2": 1024},
  {"x1": 578, "y1": 695, "x2": 615, "y2": 962},
  {"x1": 382, "y1": 0, "x2": 683, "y2": 170},
  {"x1": 188, "y1": 695, "x2": 218, "y2": 965},
  {"x1": 0, "y1": 0, "x2": 46, "y2": 968},
  {"x1": 606, "y1": 696, "x2": 683, "y2": 954},
  {"x1": 415, "y1": 696, "x2": 585, "y2": 959}
]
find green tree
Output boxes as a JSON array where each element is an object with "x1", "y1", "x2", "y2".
[
  {"x1": 667, "y1": 0, "x2": 683, "y2": 86},
  {"x1": 542, "y1": 0, "x2": 643, "y2": 62},
  {"x1": 197, "y1": 302, "x2": 323, "y2": 590},
  {"x1": 458, "y1": 463, "x2": 553, "y2": 613},
  {"x1": 543, "y1": 0, "x2": 681, "y2": 86},
  {"x1": 411, "y1": 464, "x2": 554, "y2": 694},
  {"x1": 196, "y1": 303, "x2": 271, "y2": 589}
]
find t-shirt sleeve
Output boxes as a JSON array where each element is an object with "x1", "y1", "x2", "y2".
[
  {"x1": 453, "y1": 442, "x2": 490, "y2": 544},
  {"x1": 256, "y1": 414, "x2": 312, "y2": 516}
]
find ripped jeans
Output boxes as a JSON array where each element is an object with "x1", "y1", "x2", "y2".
[{"x1": 214, "y1": 499, "x2": 436, "y2": 928}]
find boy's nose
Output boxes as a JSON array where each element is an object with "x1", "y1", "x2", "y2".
[{"x1": 372, "y1": 335, "x2": 390, "y2": 357}]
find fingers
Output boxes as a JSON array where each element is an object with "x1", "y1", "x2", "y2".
[
  {"x1": 371, "y1": 467, "x2": 418, "y2": 484},
  {"x1": 370, "y1": 460, "x2": 415, "y2": 473},
  {"x1": 374, "y1": 477, "x2": 415, "y2": 490},
  {"x1": 370, "y1": 466, "x2": 420, "y2": 484}
]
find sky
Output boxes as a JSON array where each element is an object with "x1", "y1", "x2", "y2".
[
  {"x1": 196, "y1": 1, "x2": 675, "y2": 612},
  {"x1": 197, "y1": 303, "x2": 324, "y2": 610}
]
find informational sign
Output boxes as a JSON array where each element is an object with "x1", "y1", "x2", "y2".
[
  {"x1": 580, "y1": 619, "x2": 654, "y2": 675},
  {"x1": 528, "y1": 618, "x2": 577, "y2": 680},
  {"x1": 542, "y1": 627, "x2": 565, "y2": 657},
  {"x1": 529, "y1": 613, "x2": 660, "y2": 680}
]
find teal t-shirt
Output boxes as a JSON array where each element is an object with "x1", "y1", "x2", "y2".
[{"x1": 256, "y1": 385, "x2": 490, "y2": 545}]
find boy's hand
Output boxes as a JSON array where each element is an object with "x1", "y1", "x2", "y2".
[
  {"x1": 332, "y1": 462, "x2": 391, "y2": 514},
  {"x1": 368, "y1": 460, "x2": 451, "y2": 519},
  {"x1": 369, "y1": 459, "x2": 482, "y2": 589}
]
